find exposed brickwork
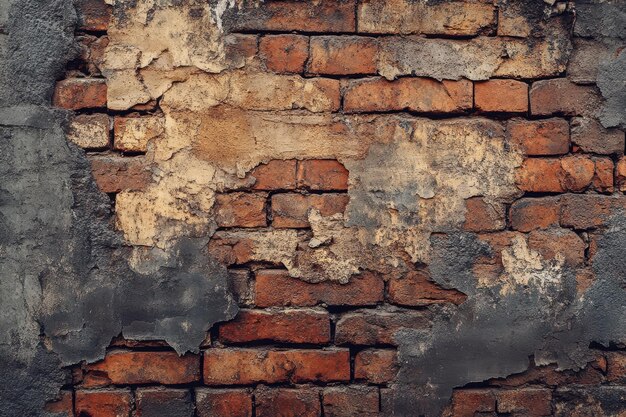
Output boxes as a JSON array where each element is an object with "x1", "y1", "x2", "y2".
[{"x1": 52, "y1": 1, "x2": 626, "y2": 417}]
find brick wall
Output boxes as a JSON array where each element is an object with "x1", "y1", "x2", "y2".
[{"x1": 48, "y1": 0, "x2": 626, "y2": 416}]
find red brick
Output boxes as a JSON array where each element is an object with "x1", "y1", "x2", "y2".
[
  {"x1": 571, "y1": 117, "x2": 625, "y2": 155},
  {"x1": 451, "y1": 389, "x2": 496, "y2": 417},
  {"x1": 89, "y1": 155, "x2": 150, "y2": 193},
  {"x1": 344, "y1": 77, "x2": 472, "y2": 113},
  {"x1": 75, "y1": 0, "x2": 112, "y2": 31},
  {"x1": 255, "y1": 269, "x2": 384, "y2": 307},
  {"x1": 475, "y1": 79, "x2": 528, "y2": 113},
  {"x1": 44, "y1": 391, "x2": 73, "y2": 416},
  {"x1": 214, "y1": 193, "x2": 267, "y2": 228},
  {"x1": 53, "y1": 78, "x2": 107, "y2": 110},
  {"x1": 388, "y1": 270, "x2": 467, "y2": 307},
  {"x1": 195, "y1": 389, "x2": 252, "y2": 417},
  {"x1": 309, "y1": 36, "x2": 377, "y2": 75},
  {"x1": 256, "y1": 387, "x2": 321, "y2": 417},
  {"x1": 250, "y1": 160, "x2": 297, "y2": 191},
  {"x1": 618, "y1": 157, "x2": 626, "y2": 192},
  {"x1": 218, "y1": 309, "x2": 330, "y2": 344},
  {"x1": 560, "y1": 155, "x2": 597, "y2": 192},
  {"x1": 84, "y1": 351, "x2": 200, "y2": 385},
  {"x1": 208, "y1": 232, "x2": 259, "y2": 266},
  {"x1": 75, "y1": 390, "x2": 131, "y2": 417},
  {"x1": 259, "y1": 35, "x2": 308, "y2": 73},
  {"x1": 591, "y1": 157, "x2": 614, "y2": 193},
  {"x1": 515, "y1": 159, "x2": 564, "y2": 193},
  {"x1": 297, "y1": 160, "x2": 349, "y2": 191},
  {"x1": 515, "y1": 156, "x2": 595, "y2": 193},
  {"x1": 606, "y1": 352, "x2": 626, "y2": 383},
  {"x1": 354, "y1": 349, "x2": 398, "y2": 384},
  {"x1": 496, "y1": 388, "x2": 552, "y2": 416},
  {"x1": 272, "y1": 193, "x2": 349, "y2": 228},
  {"x1": 135, "y1": 388, "x2": 194, "y2": 417},
  {"x1": 510, "y1": 197, "x2": 561, "y2": 232},
  {"x1": 530, "y1": 79, "x2": 601, "y2": 116},
  {"x1": 230, "y1": 1, "x2": 355, "y2": 32},
  {"x1": 508, "y1": 118, "x2": 570, "y2": 156},
  {"x1": 463, "y1": 197, "x2": 505, "y2": 232},
  {"x1": 323, "y1": 386, "x2": 379, "y2": 417},
  {"x1": 335, "y1": 309, "x2": 431, "y2": 346},
  {"x1": 203, "y1": 348, "x2": 350, "y2": 385}
]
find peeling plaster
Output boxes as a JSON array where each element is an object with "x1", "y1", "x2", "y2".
[{"x1": 0, "y1": 1, "x2": 237, "y2": 415}]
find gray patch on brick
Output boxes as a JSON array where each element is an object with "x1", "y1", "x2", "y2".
[
  {"x1": 598, "y1": 49, "x2": 626, "y2": 129},
  {"x1": 385, "y1": 224, "x2": 626, "y2": 416}
]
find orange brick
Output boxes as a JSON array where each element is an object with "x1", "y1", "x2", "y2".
[
  {"x1": 510, "y1": 197, "x2": 561, "y2": 232},
  {"x1": 250, "y1": 160, "x2": 297, "y2": 191},
  {"x1": 515, "y1": 159, "x2": 564, "y2": 192},
  {"x1": 335, "y1": 309, "x2": 431, "y2": 346},
  {"x1": 214, "y1": 193, "x2": 267, "y2": 228},
  {"x1": 195, "y1": 389, "x2": 253, "y2": 417},
  {"x1": 388, "y1": 270, "x2": 466, "y2": 307},
  {"x1": 271, "y1": 193, "x2": 349, "y2": 228},
  {"x1": 530, "y1": 79, "x2": 601, "y2": 116},
  {"x1": 344, "y1": 77, "x2": 472, "y2": 113},
  {"x1": 475, "y1": 79, "x2": 528, "y2": 113},
  {"x1": 297, "y1": 160, "x2": 349, "y2": 191},
  {"x1": 84, "y1": 351, "x2": 200, "y2": 385},
  {"x1": 53, "y1": 78, "x2": 107, "y2": 110},
  {"x1": 451, "y1": 390, "x2": 496, "y2": 417},
  {"x1": 259, "y1": 35, "x2": 308, "y2": 73},
  {"x1": 508, "y1": 118, "x2": 570, "y2": 156},
  {"x1": 75, "y1": 390, "x2": 131, "y2": 417},
  {"x1": 203, "y1": 348, "x2": 350, "y2": 385},
  {"x1": 218, "y1": 309, "x2": 330, "y2": 344},
  {"x1": 463, "y1": 197, "x2": 505, "y2": 232},
  {"x1": 354, "y1": 349, "x2": 398, "y2": 384},
  {"x1": 89, "y1": 155, "x2": 150, "y2": 193},
  {"x1": 323, "y1": 386, "x2": 379, "y2": 417},
  {"x1": 309, "y1": 36, "x2": 377, "y2": 75},
  {"x1": 560, "y1": 155, "x2": 596, "y2": 192},
  {"x1": 591, "y1": 157, "x2": 614, "y2": 193},
  {"x1": 515, "y1": 156, "x2": 596, "y2": 193},
  {"x1": 496, "y1": 388, "x2": 552, "y2": 416},
  {"x1": 255, "y1": 269, "x2": 384, "y2": 307},
  {"x1": 256, "y1": 387, "x2": 321, "y2": 417}
]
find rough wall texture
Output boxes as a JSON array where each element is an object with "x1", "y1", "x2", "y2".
[{"x1": 1, "y1": 0, "x2": 626, "y2": 416}]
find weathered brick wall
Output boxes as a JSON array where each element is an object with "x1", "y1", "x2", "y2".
[{"x1": 40, "y1": 0, "x2": 626, "y2": 416}]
